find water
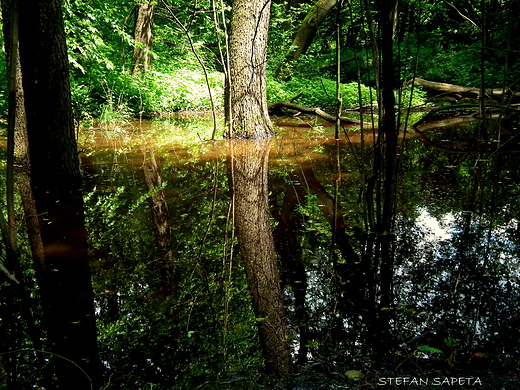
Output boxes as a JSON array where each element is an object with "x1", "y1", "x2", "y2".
[{"x1": 75, "y1": 116, "x2": 520, "y2": 388}]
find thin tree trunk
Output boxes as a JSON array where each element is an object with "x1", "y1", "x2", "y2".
[{"x1": 374, "y1": 0, "x2": 399, "y2": 354}]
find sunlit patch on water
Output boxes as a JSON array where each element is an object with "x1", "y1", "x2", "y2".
[{"x1": 416, "y1": 207, "x2": 454, "y2": 241}]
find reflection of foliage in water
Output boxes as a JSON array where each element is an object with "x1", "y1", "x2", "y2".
[
  {"x1": 268, "y1": 123, "x2": 520, "y2": 388},
  {"x1": 389, "y1": 136, "x2": 520, "y2": 381},
  {"x1": 296, "y1": 194, "x2": 330, "y2": 236},
  {"x1": 75, "y1": 120, "x2": 520, "y2": 388},
  {"x1": 83, "y1": 143, "x2": 268, "y2": 388}
]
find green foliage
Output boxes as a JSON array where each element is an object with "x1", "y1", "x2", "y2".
[
  {"x1": 295, "y1": 194, "x2": 331, "y2": 236},
  {"x1": 131, "y1": 68, "x2": 224, "y2": 113},
  {"x1": 268, "y1": 2, "x2": 313, "y2": 72},
  {"x1": 420, "y1": 45, "x2": 481, "y2": 86},
  {"x1": 72, "y1": 66, "x2": 224, "y2": 121},
  {"x1": 2, "y1": 0, "x2": 520, "y2": 119},
  {"x1": 296, "y1": 194, "x2": 321, "y2": 217},
  {"x1": 267, "y1": 76, "x2": 373, "y2": 108},
  {"x1": 63, "y1": 0, "x2": 226, "y2": 119}
]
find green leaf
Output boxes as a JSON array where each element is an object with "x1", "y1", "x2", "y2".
[
  {"x1": 345, "y1": 370, "x2": 363, "y2": 380},
  {"x1": 417, "y1": 345, "x2": 444, "y2": 354}
]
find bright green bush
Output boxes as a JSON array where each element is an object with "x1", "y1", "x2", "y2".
[{"x1": 70, "y1": 66, "x2": 225, "y2": 120}]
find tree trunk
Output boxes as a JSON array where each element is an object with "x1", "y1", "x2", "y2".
[
  {"x1": 289, "y1": 0, "x2": 337, "y2": 61},
  {"x1": 372, "y1": 0, "x2": 398, "y2": 355},
  {"x1": 131, "y1": 0, "x2": 154, "y2": 72},
  {"x1": 227, "y1": 139, "x2": 293, "y2": 378},
  {"x1": 17, "y1": 0, "x2": 102, "y2": 388},
  {"x1": 226, "y1": 0, "x2": 273, "y2": 139},
  {"x1": 1, "y1": 0, "x2": 45, "y2": 275},
  {"x1": 142, "y1": 150, "x2": 176, "y2": 287},
  {"x1": 1, "y1": 4, "x2": 49, "y2": 385}
]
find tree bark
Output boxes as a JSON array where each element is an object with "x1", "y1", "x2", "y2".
[
  {"x1": 18, "y1": 0, "x2": 101, "y2": 388},
  {"x1": 226, "y1": 0, "x2": 273, "y2": 139},
  {"x1": 227, "y1": 139, "x2": 293, "y2": 378},
  {"x1": 131, "y1": 0, "x2": 154, "y2": 72}
]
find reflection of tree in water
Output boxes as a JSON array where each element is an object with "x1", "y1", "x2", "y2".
[
  {"x1": 7, "y1": 117, "x2": 520, "y2": 388},
  {"x1": 142, "y1": 149, "x2": 176, "y2": 288},
  {"x1": 227, "y1": 139, "x2": 293, "y2": 378}
]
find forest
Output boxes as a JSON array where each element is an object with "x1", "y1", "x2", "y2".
[{"x1": 1, "y1": 0, "x2": 520, "y2": 389}]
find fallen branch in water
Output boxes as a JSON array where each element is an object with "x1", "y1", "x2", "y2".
[{"x1": 268, "y1": 100, "x2": 371, "y2": 126}]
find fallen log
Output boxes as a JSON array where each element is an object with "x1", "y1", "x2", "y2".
[
  {"x1": 268, "y1": 100, "x2": 371, "y2": 126},
  {"x1": 404, "y1": 78, "x2": 520, "y2": 100},
  {"x1": 410, "y1": 103, "x2": 520, "y2": 128}
]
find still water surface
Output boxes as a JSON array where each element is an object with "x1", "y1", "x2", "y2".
[{"x1": 78, "y1": 116, "x2": 520, "y2": 389}]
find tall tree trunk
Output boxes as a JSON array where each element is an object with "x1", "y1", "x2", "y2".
[
  {"x1": 226, "y1": 0, "x2": 273, "y2": 139},
  {"x1": 17, "y1": 0, "x2": 102, "y2": 388},
  {"x1": 1, "y1": 1, "x2": 50, "y2": 387},
  {"x1": 371, "y1": 0, "x2": 399, "y2": 355},
  {"x1": 131, "y1": 0, "x2": 154, "y2": 72},
  {"x1": 227, "y1": 139, "x2": 293, "y2": 378}
]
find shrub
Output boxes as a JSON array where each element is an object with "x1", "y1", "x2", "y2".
[{"x1": 70, "y1": 66, "x2": 225, "y2": 120}]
